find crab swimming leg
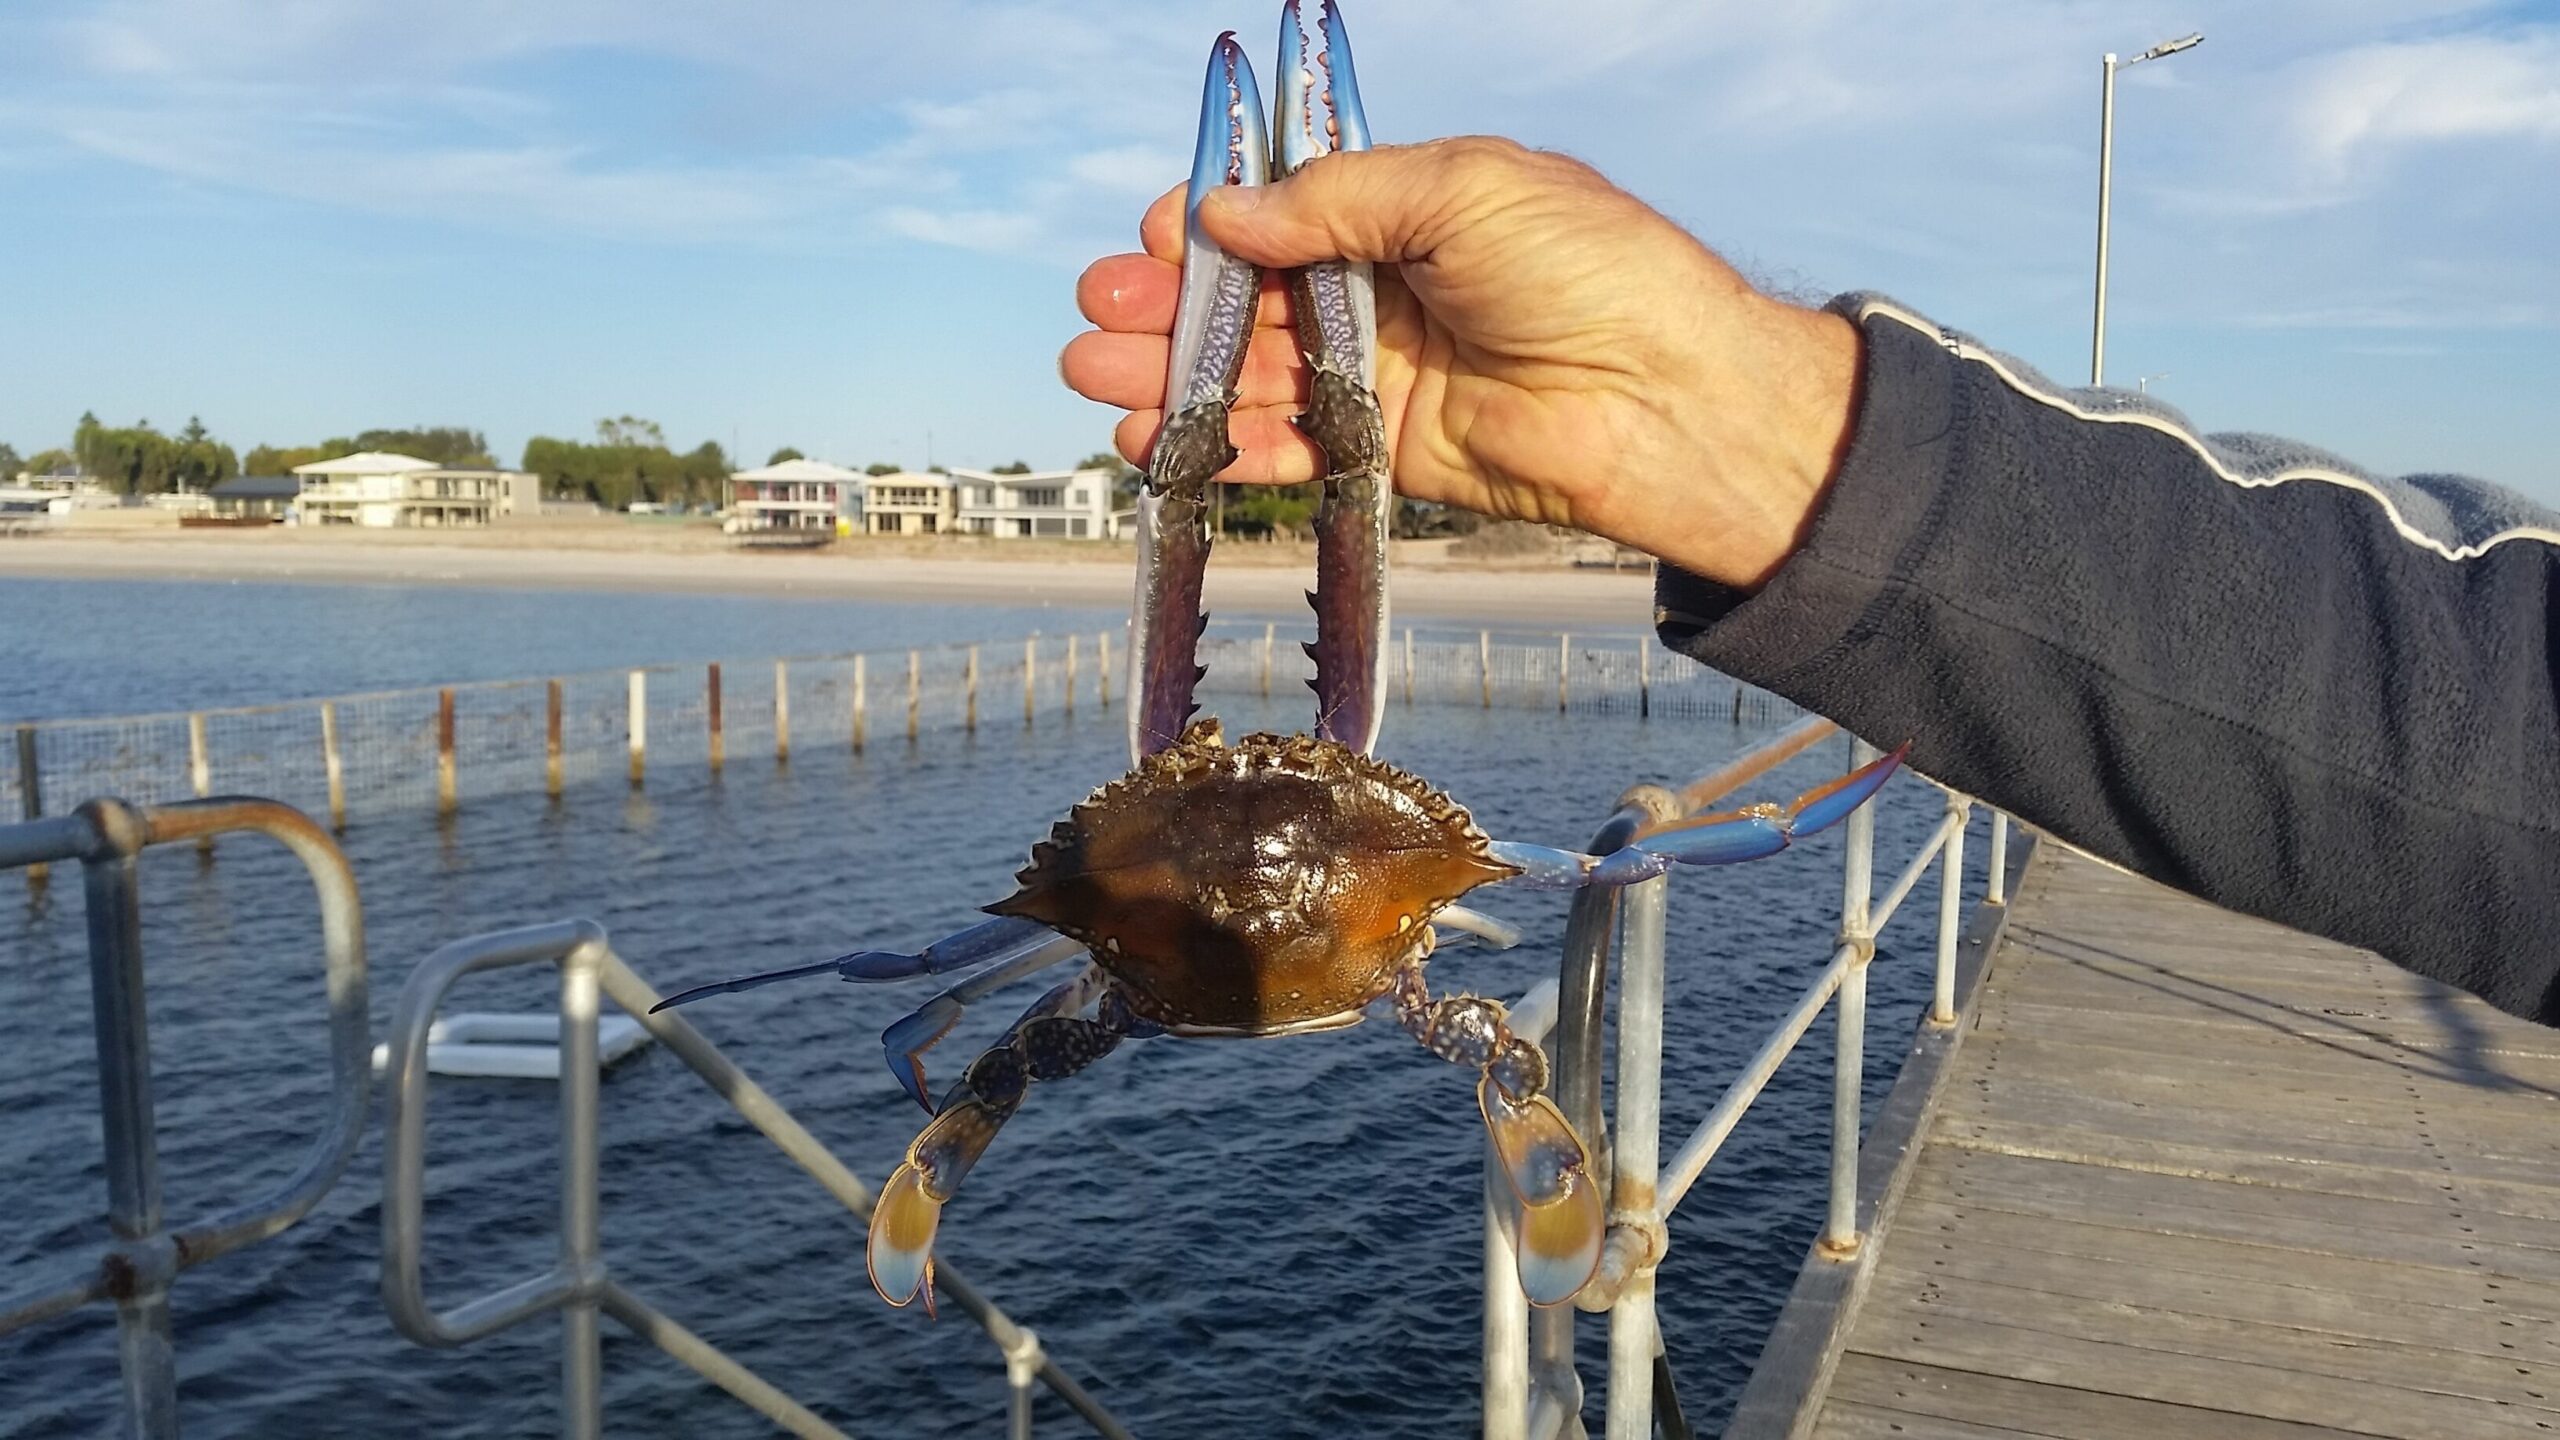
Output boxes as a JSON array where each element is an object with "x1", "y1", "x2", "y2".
[
  {"x1": 1130, "y1": 33, "x2": 1271, "y2": 763},
  {"x1": 1276, "y1": 0, "x2": 1391, "y2": 754},
  {"x1": 1390, "y1": 968, "x2": 1606, "y2": 1306},
  {"x1": 1487, "y1": 744, "x2": 1911, "y2": 891},
  {"x1": 868, "y1": 968, "x2": 1155, "y2": 1310}
]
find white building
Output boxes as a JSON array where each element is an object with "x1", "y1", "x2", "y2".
[
  {"x1": 949, "y1": 466, "x2": 1119, "y2": 539},
  {"x1": 726, "y1": 458, "x2": 863, "y2": 533},
  {"x1": 861, "y1": 471, "x2": 956, "y2": 536},
  {"x1": 291, "y1": 452, "x2": 538, "y2": 527}
]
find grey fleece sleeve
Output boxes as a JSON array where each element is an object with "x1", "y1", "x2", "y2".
[{"x1": 1656, "y1": 293, "x2": 2560, "y2": 1023}]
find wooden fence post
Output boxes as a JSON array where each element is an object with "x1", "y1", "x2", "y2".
[
  {"x1": 1478, "y1": 632, "x2": 1492, "y2": 709},
  {"x1": 1637, "y1": 639, "x2": 1651, "y2": 720},
  {"x1": 544, "y1": 682, "x2": 564, "y2": 799},
  {"x1": 435, "y1": 689, "x2": 457, "y2": 816},
  {"x1": 1024, "y1": 638, "x2": 1037, "y2": 726},
  {"x1": 1065, "y1": 636, "x2": 1079, "y2": 718},
  {"x1": 706, "y1": 663, "x2": 725, "y2": 773},
  {"x1": 1403, "y1": 628, "x2": 1415, "y2": 706},
  {"x1": 628, "y1": 671, "x2": 647, "y2": 786},
  {"x1": 1261, "y1": 622, "x2": 1275, "y2": 697},
  {"x1": 320, "y1": 702, "x2": 347, "y2": 829},
  {"x1": 189, "y1": 711, "x2": 213, "y2": 853},
  {"x1": 907, "y1": 650, "x2": 921, "y2": 742},
  {"x1": 852, "y1": 654, "x2": 868, "y2": 753},
  {"x1": 773, "y1": 660, "x2": 791, "y2": 765},
  {"x1": 966, "y1": 646, "x2": 980, "y2": 732},
  {"x1": 1558, "y1": 633, "x2": 1570, "y2": 712},
  {"x1": 1097, "y1": 630, "x2": 1112, "y2": 709},
  {"x1": 15, "y1": 725, "x2": 43, "y2": 888}
]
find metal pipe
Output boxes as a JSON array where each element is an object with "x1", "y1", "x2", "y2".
[
  {"x1": 1604, "y1": 876, "x2": 1668, "y2": 1440},
  {"x1": 1933, "y1": 797, "x2": 1973, "y2": 1025},
  {"x1": 1866, "y1": 809, "x2": 1961, "y2": 937},
  {"x1": 1656, "y1": 944, "x2": 1850, "y2": 1212},
  {"x1": 1824, "y1": 740, "x2": 1880, "y2": 1259},
  {"x1": 1483, "y1": 979, "x2": 1559, "y2": 1440},
  {"x1": 2091, "y1": 50, "x2": 2118, "y2": 387},
  {"x1": 559, "y1": 936, "x2": 605, "y2": 1440},
  {"x1": 1988, "y1": 812, "x2": 2010, "y2": 905},
  {"x1": 1654, "y1": 715, "x2": 1837, "y2": 826},
  {"x1": 83, "y1": 809, "x2": 177, "y2": 1439}
]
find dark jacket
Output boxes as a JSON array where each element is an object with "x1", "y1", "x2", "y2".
[{"x1": 1657, "y1": 293, "x2": 2560, "y2": 1023}]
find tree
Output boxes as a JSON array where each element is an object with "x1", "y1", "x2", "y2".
[
  {"x1": 352, "y1": 426, "x2": 494, "y2": 467},
  {"x1": 991, "y1": 459, "x2": 1033, "y2": 475},
  {"x1": 864, "y1": 462, "x2": 902, "y2": 476},
  {"x1": 1077, "y1": 449, "x2": 1142, "y2": 505},
  {"x1": 72, "y1": 413, "x2": 233, "y2": 494},
  {"x1": 767, "y1": 446, "x2": 805, "y2": 465},
  {"x1": 520, "y1": 422, "x2": 731, "y2": 510},
  {"x1": 24, "y1": 448, "x2": 72, "y2": 477},
  {"x1": 0, "y1": 441, "x2": 20, "y2": 480},
  {"x1": 597, "y1": 415, "x2": 665, "y2": 450}
]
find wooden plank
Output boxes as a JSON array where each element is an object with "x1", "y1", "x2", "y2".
[
  {"x1": 1813, "y1": 1399, "x2": 2057, "y2": 1439},
  {"x1": 1872, "y1": 1217, "x2": 2560, "y2": 1361},
  {"x1": 1865, "y1": 1261, "x2": 2560, "y2": 1413},
  {"x1": 1972, "y1": 1001, "x2": 2560, "y2": 1092},
  {"x1": 1825, "y1": 1354, "x2": 2369, "y2": 1440},
  {"x1": 1845, "y1": 1300, "x2": 2552, "y2": 1435},
  {"x1": 1971, "y1": 1031, "x2": 2560, "y2": 1121},
  {"x1": 1892, "y1": 1195, "x2": 2560, "y2": 1327}
]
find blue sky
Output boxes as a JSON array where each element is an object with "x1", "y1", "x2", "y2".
[{"x1": 1, "y1": 1, "x2": 2553, "y2": 499}]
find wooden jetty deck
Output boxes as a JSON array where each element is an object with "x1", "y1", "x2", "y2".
[{"x1": 1732, "y1": 842, "x2": 2560, "y2": 1438}]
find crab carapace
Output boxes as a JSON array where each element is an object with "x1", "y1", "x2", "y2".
[{"x1": 653, "y1": 1, "x2": 1906, "y2": 1313}]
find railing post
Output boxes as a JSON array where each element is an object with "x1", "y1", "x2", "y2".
[
  {"x1": 907, "y1": 650, "x2": 921, "y2": 742},
  {"x1": 966, "y1": 646, "x2": 980, "y2": 732},
  {"x1": 1557, "y1": 633, "x2": 1570, "y2": 712},
  {"x1": 436, "y1": 689, "x2": 458, "y2": 816},
  {"x1": 1023, "y1": 637, "x2": 1036, "y2": 727},
  {"x1": 773, "y1": 661, "x2": 790, "y2": 765},
  {"x1": 1004, "y1": 1327, "x2": 1045, "y2": 1440},
  {"x1": 1262, "y1": 621, "x2": 1276, "y2": 697},
  {"x1": 1987, "y1": 812, "x2": 2010, "y2": 905},
  {"x1": 17, "y1": 724, "x2": 45, "y2": 887},
  {"x1": 1606, "y1": 873, "x2": 1670, "y2": 1440},
  {"x1": 1823, "y1": 738, "x2": 1880, "y2": 1261},
  {"x1": 82, "y1": 831, "x2": 180, "y2": 1436},
  {"x1": 626, "y1": 671, "x2": 646, "y2": 787},
  {"x1": 1403, "y1": 626, "x2": 1415, "y2": 706},
  {"x1": 1479, "y1": 630, "x2": 1492, "y2": 708},
  {"x1": 187, "y1": 713, "x2": 213, "y2": 854},
  {"x1": 544, "y1": 682, "x2": 564, "y2": 800},
  {"x1": 1932, "y1": 795, "x2": 1972, "y2": 1027},
  {"x1": 1636, "y1": 639, "x2": 1651, "y2": 720},
  {"x1": 851, "y1": 654, "x2": 869, "y2": 753},
  {"x1": 1097, "y1": 630, "x2": 1113, "y2": 709},
  {"x1": 706, "y1": 664, "x2": 724, "y2": 774},
  {"x1": 558, "y1": 939, "x2": 605, "y2": 1440},
  {"x1": 1065, "y1": 635, "x2": 1079, "y2": 718}
]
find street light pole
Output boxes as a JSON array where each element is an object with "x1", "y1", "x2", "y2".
[{"x1": 2089, "y1": 32, "x2": 2202, "y2": 388}]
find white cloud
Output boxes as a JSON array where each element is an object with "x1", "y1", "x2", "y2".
[{"x1": 2291, "y1": 32, "x2": 2560, "y2": 180}]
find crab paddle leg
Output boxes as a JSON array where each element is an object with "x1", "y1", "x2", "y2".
[
  {"x1": 1487, "y1": 743, "x2": 1910, "y2": 891},
  {"x1": 869, "y1": 976, "x2": 1150, "y2": 1311},
  {"x1": 1276, "y1": 0, "x2": 1391, "y2": 754},
  {"x1": 1391, "y1": 969, "x2": 1605, "y2": 1306},
  {"x1": 1129, "y1": 34, "x2": 1271, "y2": 762}
]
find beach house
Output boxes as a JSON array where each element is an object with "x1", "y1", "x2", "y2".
[
  {"x1": 725, "y1": 458, "x2": 863, "y2": 534},
  {"x1": 860, "y1": 471, "x2": 957, "y2": 536},
  {"x1": 949, "y1": 467, "x2": 1119, "y2": 539},
  {"x1": 291, "y1": 452, "x2": 540, "y2": 527}
]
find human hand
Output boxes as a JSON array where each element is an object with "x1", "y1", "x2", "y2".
[{"x1": 1060, "y1": 137, "x2": 1862, "y2": 591}]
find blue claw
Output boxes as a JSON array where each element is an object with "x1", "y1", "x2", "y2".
[
  {"x1": 882, "y1": 996, "x2": 964, "y2": 1111},
  {"x1": 1318, "y1": 0, "x2": 1370, "y2": 151},
  {"x1": 1185, "y1": 33, "x2": 1270, "y2": 230}
]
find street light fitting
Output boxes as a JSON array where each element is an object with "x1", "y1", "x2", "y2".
[{"x1": 2131, "y1": 33, "x2": 2204, "y2": 65}]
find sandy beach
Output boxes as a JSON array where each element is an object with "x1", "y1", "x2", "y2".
[{"x1": 0, "y1": 520, "x2": 1664, "y2": 628}]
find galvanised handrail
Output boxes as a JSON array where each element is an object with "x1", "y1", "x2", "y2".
[
  {"x1": 382, "y1": 919, "x2": 1134, "y2": 1440},
  {"x1": 0, "y1": 797, "x2": 371, "y2": 1440},
  {"x1": 1483, "y1": 718, "x2": 2000, "y2": 1440}
]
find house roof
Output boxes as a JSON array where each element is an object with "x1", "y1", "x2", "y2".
[
  {"x1": 946, "y1": 466, "x2": 1110, "y2": 485},
  {"x1": 291, "y1": 450, "x2": 437, "y2": 476},
  {"x1": 863, "y1": 470, "x2": 953, "y2": 489},
  {"x1": 210, "y1": 474, "x2": 304, "y2": 499},
  {"x1": 729, "y1": 457, "x2": 864, "y2": 482}
]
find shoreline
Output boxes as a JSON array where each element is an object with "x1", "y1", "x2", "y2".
[{"x1": 0, "y1": 530, "x2": 1664, "y2": 627}]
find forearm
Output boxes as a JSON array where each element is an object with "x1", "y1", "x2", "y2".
[{"x1": 1657, "y1": 294, "x2": 2560, "y2": 1021}]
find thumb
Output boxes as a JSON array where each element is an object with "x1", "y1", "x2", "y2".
[{"x1": 1197, "y1": 138, "x2": 1506, "y2": 269}]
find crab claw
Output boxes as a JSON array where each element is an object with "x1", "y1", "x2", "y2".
[
  {"x1": 867, "y1": 1164, "x2": 944, "y2": 1309},
  {"x1": 1626, "y1": 742, "x2": 1910, "y2": 873},
  {"x1": 1479, "y1": 1077, "x2": 1604, "y2": 1305},
  {"x1": 880, "y1": 995, "x2": 965, "y2": 1112}
]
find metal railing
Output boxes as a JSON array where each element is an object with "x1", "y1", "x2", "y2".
[
  {"x1": 382, "y1": 919, "x2": 1134, "y2": 1440},
  {"x1": 1481, "y1": 716, "x2": 2009, "y2": 1440},
  {"x1": 0, "y1": 796, "x2": 371, "y2": 1440}
]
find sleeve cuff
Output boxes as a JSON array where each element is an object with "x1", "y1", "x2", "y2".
[{"x1": 1654, "y1": 296, "x2": 1966, "y2": 693}]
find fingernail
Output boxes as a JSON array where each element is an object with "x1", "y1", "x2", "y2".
[{"x1": 1207, "y1": 186, "x2": 1264, "y2": 215}]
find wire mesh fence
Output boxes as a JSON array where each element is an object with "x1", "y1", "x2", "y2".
[{"x1": 4, "y1": 627, "x2": 1797, "y2": 829}]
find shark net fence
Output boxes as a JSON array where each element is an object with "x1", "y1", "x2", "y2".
[{"x1": 2, "y1": 626, "x2": 1797, "y2": 828}]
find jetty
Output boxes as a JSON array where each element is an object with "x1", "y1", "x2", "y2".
[{"x1": 1730, "y1": 844, "x2": 2560, "y2": 1438}]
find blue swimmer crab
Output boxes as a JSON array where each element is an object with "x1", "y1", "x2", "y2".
[{"x1": 656, "y1": 0, "x2": 1904, "y2": 1312}]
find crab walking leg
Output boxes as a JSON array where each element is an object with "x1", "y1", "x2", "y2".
[
  {"x1": 1486, "y1": 743, "x2": 1910, "y2": 891},
  {"x1": 1432, "y1": 903, "x2": 1523, "y2": 951},
  {"x1": 1276, "y1": 0, "x2": 1390, "y2": 753},
  {"x1": 647, "y1": 915, "x2": 1064, "y2": 1013},
  {"x1": 1390, "y1": 969, "x2": 1605, "y2": 1306},
  {"x1": 869, "y1": 977, "x2": 1150, "y2": 1310},
  {"x1": 1130, "y1": 34, "x2": 1271, "y2": 762},
  {"x1": 878, "y1": 932, "x2": 1093, "y2": 1111}
]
